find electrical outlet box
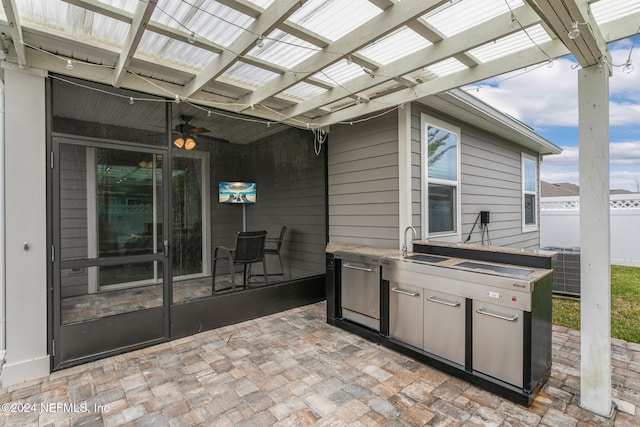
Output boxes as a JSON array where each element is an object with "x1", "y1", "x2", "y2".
[{"x1": 480, "y1": 211, "x2": 490, "y2": 225}]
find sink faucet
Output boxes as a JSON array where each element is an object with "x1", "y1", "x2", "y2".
[{"x1": 402, "y1": 226, "x2": 417, "y2": 257}]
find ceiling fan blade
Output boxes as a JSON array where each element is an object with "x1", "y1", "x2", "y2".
[{"x1": 190, "y1": 127, "x2": 211, "y2": 134}]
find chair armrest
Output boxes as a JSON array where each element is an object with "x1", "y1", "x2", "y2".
[{"x1": 213, "y1": 245, "x2": 235, "y2": 259}]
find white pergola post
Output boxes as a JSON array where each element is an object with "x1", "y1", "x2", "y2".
[
  {"x1": 398, "y1": 103, "x2": 413, "y2": 248},
  {"x1": 578, "y1": 62, "x2": 614, "y2": 417}
]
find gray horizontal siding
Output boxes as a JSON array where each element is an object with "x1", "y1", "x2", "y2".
[
  {"x1": 326, "y1": 102, "x2": 542, "y2": 252},
  {"x1": 412, "y1": 104, "x2": 541, "y2": 250},
  {"x1": 242, "y1": 127, "x2": 327, "y2": 279},
  {"x1": 328, "y1": 114, "x2": 399, "y2": 249}
]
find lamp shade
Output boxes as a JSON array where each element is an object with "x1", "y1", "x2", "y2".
[
  {"x1": 184, "y1": 137, "x2": 196, "y2": 150},
  {"x1": 174, "y1": 137, "x2": 185, "y2": 148}
]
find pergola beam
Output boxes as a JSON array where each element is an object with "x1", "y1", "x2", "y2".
[
  {"x1": 312, "y1": 38, "x2": 569, "y2": 127},
  {"x1": 235, "y1": 0, "x2": 450, "y2": 112},
  {"x1": 1, "y1": 0, "x2": 27, "y2": 66},
  {"x1": 113, "y1": 0, "x2": 157, "y2": 87},
  {"x1": 280, "y1": 4, "x2": 540, "y2": 122},
  {"x1": 182, "y1": 0, "x2": 306, "y2": 98},
  {"x1": 525, "y1": 0, "x2": 609, "y2": 67}
]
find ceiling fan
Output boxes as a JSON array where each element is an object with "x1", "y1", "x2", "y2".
[{"x1": 173, "y1": 115, "x2": 210, "y2": 150}]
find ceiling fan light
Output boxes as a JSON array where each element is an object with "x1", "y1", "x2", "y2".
[
  {"x1": 174, "y1": 137, "x2": 185, "y2": 149},
  {"x1": 184, "y1": 137, "x2": 196, "y2": 150}
]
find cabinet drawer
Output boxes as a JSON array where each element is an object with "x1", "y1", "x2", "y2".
[
  {"x1": 424, "y1": 290, "x2": 465, "y2": 366},
  {"x1": 389, "y1": 283, "x2": 423, "y2": 349}
]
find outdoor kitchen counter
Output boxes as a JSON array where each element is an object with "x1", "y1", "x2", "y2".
[
  {"x1": 325, "y1": 242, "x2": 401, "y2": 258},
  {"x1": 325, "y1": 241, "x2": 554, "y2": 282},
  {"x1": 325, "y1": 240, "x2": 555, "y2": 406}
]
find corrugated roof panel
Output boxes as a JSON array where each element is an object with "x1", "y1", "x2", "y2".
[
  {"x1": 424, "y1": 0, "x2": 523, "y2": 37},
  {"x1": 222, "y1": 61, "x2": 281, "y2": 88},
  {"x1": 358, "y1": 27, "x2": 432, "y2": 66},
  {"x1": 152, "y1": 0, "x2": 254, "y2": 48},
  {"x1": 15, "y1": 0, "x2": 130, "y2": 48},
  {"x1": 138, "y1": 31, "x2": 218, "y2": 70},
  {"x1": 282, "y1": 81, "x2": 327, "y2": 101},
  {"x1": 591, "y1": 0, "x2": 640, "y2": 24},
  {"x1": 424, "y1": 58, "x2": 468, "y2": 77},
  {"x1": 288, "y1": 0, "x2": 382, "y2": 42},
  {"x1": 468, "y1": 25, "x2": 551, "y2": 63},
  {"x1": 247, "y1": 29, "x2": 319, "y2": 69},
  {"x1": 13, "y1": 0, "x2": 66, "y2": 27},
  {"x1": 312, "y1": 59, "x2": 367, "y2": 86}
]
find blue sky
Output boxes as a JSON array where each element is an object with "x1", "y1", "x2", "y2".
[{"x1": 466, "y1": 35, "x2": 640, "y2": 192}]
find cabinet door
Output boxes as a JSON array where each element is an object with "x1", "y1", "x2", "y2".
[
  {"x1": 472, "y1": 300, "x2": 523, "y2": 387},
  {"x1": 424, "y1": 290, "x2": 465, "y2": 366},
  {"x1": 389, "y1": 283, "x2": 423, "y2": 349}
]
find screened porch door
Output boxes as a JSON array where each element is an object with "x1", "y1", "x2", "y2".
[{"x1": 52, "y1": 137, "x2": 170, "y2": 369}]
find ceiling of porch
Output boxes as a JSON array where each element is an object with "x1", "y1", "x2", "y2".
[{"x1": 1, "y1": 0, "x2": 638, "y2": 144}]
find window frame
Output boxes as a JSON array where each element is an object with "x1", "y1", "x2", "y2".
[
  {"x1": 421, "y1": 113, "x2": 461, "y2": 242},
  {"x1": 521, "y1": 152, "x2": 539, "y2": 233}
]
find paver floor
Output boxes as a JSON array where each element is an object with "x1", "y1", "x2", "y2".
[{"x1": 0, "y1": 302, "x2": 638, "y2": 426}]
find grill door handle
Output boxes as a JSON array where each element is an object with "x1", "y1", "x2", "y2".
[
  {"x1": 343, "y1": 263, "x2": 373, "y2": 272},
  {"x1": 476, "y1": 308, "x2": 518, "y2": 322},
  {"x1": 391, "y1": 287, "x2": 420, "y2": 297},
  {"x1": 427, "y1": 296, "x2": 460, "y2": 307}
]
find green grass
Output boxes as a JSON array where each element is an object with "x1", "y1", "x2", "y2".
[{"x1": 552, "y1": 265, "x2": 640, "y2": 344}]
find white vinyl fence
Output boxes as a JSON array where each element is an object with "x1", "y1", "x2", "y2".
[{"x1": 540, "y1": 194, "x2": 640, "y2": 267}]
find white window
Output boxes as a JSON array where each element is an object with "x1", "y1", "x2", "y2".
[
  {"x1": 421, "y1": 114, "x2": 461, "y2": 241},
  {"x1": 522, "y1": 153, "x2": 538, "y2": 232}
]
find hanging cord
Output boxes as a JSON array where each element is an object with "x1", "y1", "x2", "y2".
[
  {"x1": 313, "y1": 128, "x2": 327, "y2": 156},
  {"x1": 464, "y1": 212, "x2": 481, "y2": 243},
  {"x1": 481, "y1": 223, "x2": 492, "y2": 246}
]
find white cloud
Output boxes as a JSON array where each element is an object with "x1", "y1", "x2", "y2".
[
  {"x1": 541, "y1": 142, "x2": 640, "y2": 191},
  {"x1": 468, "y1": 58, "x2": 579, "y2": 128},
  {"x1": 466, "y1": 40, "x2": 640, "y2": 129},
  {"x1": 467, "y1": 36, "x2": 640, "y2": 191}
]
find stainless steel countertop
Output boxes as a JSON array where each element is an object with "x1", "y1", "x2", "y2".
[{"x1": 326, "y1": 241, "x2": 554, "y2": 282}]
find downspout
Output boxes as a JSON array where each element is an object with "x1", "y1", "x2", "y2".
[{"x1": 0, "y1": 77, "x2": 6, "y2": 369}]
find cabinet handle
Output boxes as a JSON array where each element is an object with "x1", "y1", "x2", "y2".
[
  {"x1": 343, "y1": 263, "x2": 373, "y2": 272},
  {"x1": 476, "y1": 308, "x2": 518, "y2": 322},
  {"x1": 391, "y1": 287, "x2": 420, "y2": 297},
  {"x1": 427, "y1": 296, "x2": 460, "y2": 307}
]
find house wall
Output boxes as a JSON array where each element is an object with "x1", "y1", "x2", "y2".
[
  {"x1": 411, "y1": 104, "x2": 541, "y2": 250},
  {"x1": 2, "y1": 68, "x2": 50, "y2": 387},
  {"x1": 246, "y1": 128, "x2": 327, "y2": 278},
  {"x1": 210, "y1": 128, "x2": 326, "y2": 279},
  {"x1": 328, "y1": 113, "x2": 400, "y2": 249},
  {"x1": 328, "y1": 103, "x2": 541, "y2": 251}
]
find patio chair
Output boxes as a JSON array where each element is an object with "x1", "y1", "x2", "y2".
[
  {"x1": 212, "y1": 230, "x2": 268, "y2": 292},
  {"x1": 264, "y1": 225, "x2": 287, "y2": 279}
]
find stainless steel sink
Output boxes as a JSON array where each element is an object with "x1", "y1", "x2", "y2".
[
  {"x1": 454, "y1": 261, "x2": 533, "y2": 276},
  {"x1": 404, "y1": 254, "x2": 448, "y2": 263}
]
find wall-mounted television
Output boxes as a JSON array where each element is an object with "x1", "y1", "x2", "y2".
[{"x1": 218, "y1": 181, "x2": 257, "y2": 204}]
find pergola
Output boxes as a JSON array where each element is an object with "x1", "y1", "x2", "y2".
[{"x1": 1, "y1": 0, "x2": 639, "y2": 416}]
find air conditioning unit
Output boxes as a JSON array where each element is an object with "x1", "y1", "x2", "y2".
[{"x1": 541, "y1": 247, "x2": 581, "y2": 296}]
